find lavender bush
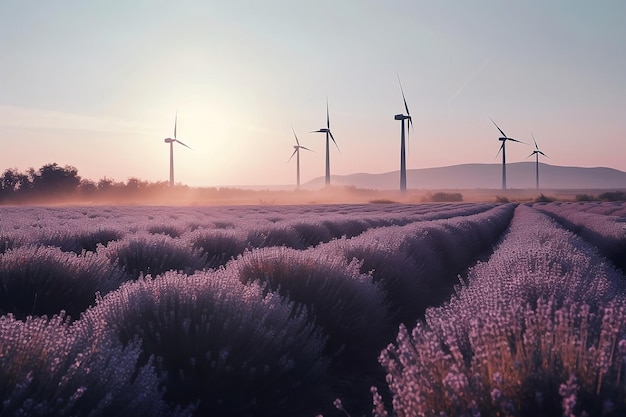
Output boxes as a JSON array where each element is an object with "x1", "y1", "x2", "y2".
[
  {"x1": 0, "y1": 246, "x2": 125, "y2": 320},
  {"x1": 380, "y1": 299, "x2": 626, "y2": 417},
  {"x1": 0, "y1": 313, "x2": 187, "y2": 417},
  {"x1": 38, "y1": 228, "x2": 123, "y2": 253},
  {"x1": 186, "y1": 229, "x2": 248, "y2": 269},
  {"x1": 80, "y1": 270, "x2": 328, "y2": 416},
  {"x1": 230, "y1": 246, "x2": 388, "y2": 368},
  {"x1": 101, "y1": 233, "x2": 207, "y2": 280}
]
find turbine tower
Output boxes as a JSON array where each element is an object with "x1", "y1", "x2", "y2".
[
  {"x1": 163, "y1": 113, "x2": 192, "y2": 187},
  {"x1": 527, "y1": 133, "x2": 548, "y2": 189},
  {"x1": 394, "y1": 75, "x2": 413, "y2": 192},
  {"x1": 288, "y1": 126, "x2": 312, "y2": 189},
  {"x1": 490, "y1": 118, "x2": 524, "y2": 190},
  {"x1": 311, "y1": 99, "x2": 339, "y2": 186}
]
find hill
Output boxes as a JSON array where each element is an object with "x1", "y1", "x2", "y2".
[{"x1": 303, "y1": 162, "x2": 626, "y2": 190}]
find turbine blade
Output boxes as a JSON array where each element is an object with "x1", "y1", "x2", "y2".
[
  {"x1": 175, "y1": 139, "x2": 192, "y2": 150},
  {"x1": 508, "y1": 138, "x2": 526, "y2": 144},
  {"x1": 489, "y1": 117, "x2": 507, "y2": 138},
  {"x1": 326, "y1": 98, "x2": 330, "y2": 130},
  {"x1": 174, "y1": 111, "x2": 177, "y2": 139},
  {"x1": 495, "y1": 142, "x2": 504, "y2": 158},
  {"x1": 526, "y1": 152, "x2": 536, "y2": 159},
  {"x1": 288, "y1": 148, "x2": 297, "y2": 162},
  {"x1": 310, "y1": 129, "x2": 324, "y2": 133},
  {"x1": 291, "y1": 125, "x2": 300, "y2": 146},
  {"x1": 329, "y1": 131, "x2": 341, "y2": 153},
  {"x1": 532, "y1": 133, "x2": 538, "y2": 150},
  {"x1": 538, "y1": 151, "x2": 548, "y2": 158},
  {"x1": 300, "y1": 146, "x2": 313, "y2": 152},
  {"x1": 397, "y1": 74, "x2": 411, "y2": 117}
]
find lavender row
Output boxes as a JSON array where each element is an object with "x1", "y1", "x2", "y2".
[
  {"x1": 313, "y1": 203, "x2": 516, "y2": 326},
  {"x1": 378, "y1": 205, "x2": 626, "y2": 417},
  {"x1": 0, "y1": 203, "x2": 494, "y2": 255},
  {"x1": 534, "y1": 202, "x2": 626, "y2": 271}
]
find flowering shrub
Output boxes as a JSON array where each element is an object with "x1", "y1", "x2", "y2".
[
  {"x1": 246, "y1": 224, "x2": 305, "y2": 249},
  {"x1": 147, "y1": 224, "x2": 184, "y2": 238},
  {"x1": 39, "y1": 228, "x2": 123, "y2": 253},
  {"x1": 290, "y1": 221, "x2": 334, "y2": 248},
  {"x1": 331, "y1": 238, "x2": 431, "y2": 326},
  {"x1": 0, "y1": 246, "x2": 125, "y2": 320},
  {"x1": 380, "y1": 299, "x2": 626, "y2": 417},
  {"x1": 80, "y1": 271, "x2": 328, "y2": 416},
  {"x1": 231, "y1": 247, "x2": 388, "y2": 367},
  {"x1": 0, "y1": 313, "x2": 185, "y2": 417},
  {"x1": 101, "y1": 233, "x2": 207, "y2": 280},
  {"x1": 0, "y1": 233, "x2": 22, "y2": 254},
  {"x1": 186, "y1": 229, "x2": 248, "y2": 269}
]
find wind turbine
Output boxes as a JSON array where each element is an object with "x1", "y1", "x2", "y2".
[
  {"x1": 394, "y1": 75, "x2": 413, "y2": 192},
  {"x1": 311, "y1": 99, "x2": 339, "y2": 186},
  {"x1": 163, "y1": 113, "x2": 192, "y2": 187},
  {"x1": 490, "y1": 118, "x2": 524, "y2": 190},
  {"x1": 288, "y1": 126, "x2": 313, "y2": 189},
  {"x1": 527, "y1": 133, "x2": 548, "y2": 189}
]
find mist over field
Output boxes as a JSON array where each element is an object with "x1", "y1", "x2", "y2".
[{"x1": 2, "y1": 161, "x2": 625, "y2": 207}]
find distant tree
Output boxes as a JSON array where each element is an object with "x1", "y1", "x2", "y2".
[
  {"x1": 30, "y1": 163, "x2": 81, "y2": 197},
  {"x1": 429, "y1": 192, "x2": 463, "y2": 202},
  {"x1": 126, "y1": 177, "x2": 148, "y2": 191},
  {"x1": 0, "y1": 168, "x2": 33, "y2": 201},
  {"x1": 575, "y1": 194, "x2": 596, "y2": 202},
  {"x1": 598, "y1": 191, "x2": 626, "y2": 202},
  {"x1": 97, "y1": 177, "x2": 115, "y2": 191},
  {"x1": 79, "y1": 178, "x2": 98, "y2": 196}
]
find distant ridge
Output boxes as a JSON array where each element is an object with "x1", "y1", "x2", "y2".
[{"x1": 303, "y1": 162, "x2": 626, "y2": 190}]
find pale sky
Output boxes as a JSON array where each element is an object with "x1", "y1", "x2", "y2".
[{"x1": 1, "y1": 1, "x2": 625, "y2": 187}]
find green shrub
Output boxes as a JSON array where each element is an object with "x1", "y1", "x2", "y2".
[
  {"x1": 534, "y1": 193, "x2": 556, "y2": 203},
  {"x1": 430, "y1": 192, "x2": 463, "y2": 202},
  {"x1": 599, "y1": 191, "x2": 626, "y2": 202},
  {"x1": 576, "y1": 194, "x2": 596, "y2": 202}
]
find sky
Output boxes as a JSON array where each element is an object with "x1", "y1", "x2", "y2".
[{"x1": 1, "y1": 1, "x2": 625, "y2": 188}]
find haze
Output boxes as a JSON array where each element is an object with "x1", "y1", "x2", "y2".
[{"x1": 1, "y1": 1, "x2": 625, "y2": 188}]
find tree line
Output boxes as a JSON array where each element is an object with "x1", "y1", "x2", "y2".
[{"x1": 0, "y1": 163, "x2": 177, "y2": 204}]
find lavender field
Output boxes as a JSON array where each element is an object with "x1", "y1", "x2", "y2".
[{"x1": 1, "y1": 202, "x2": 625, "y2": 417}]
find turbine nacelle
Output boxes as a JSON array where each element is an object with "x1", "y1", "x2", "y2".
[
  {"x1": 394, "y1": 114, "x2": 411, "y2": 121},
  {"x1": 164, "y1": 138, "x2": 175, "y2": 143}
]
